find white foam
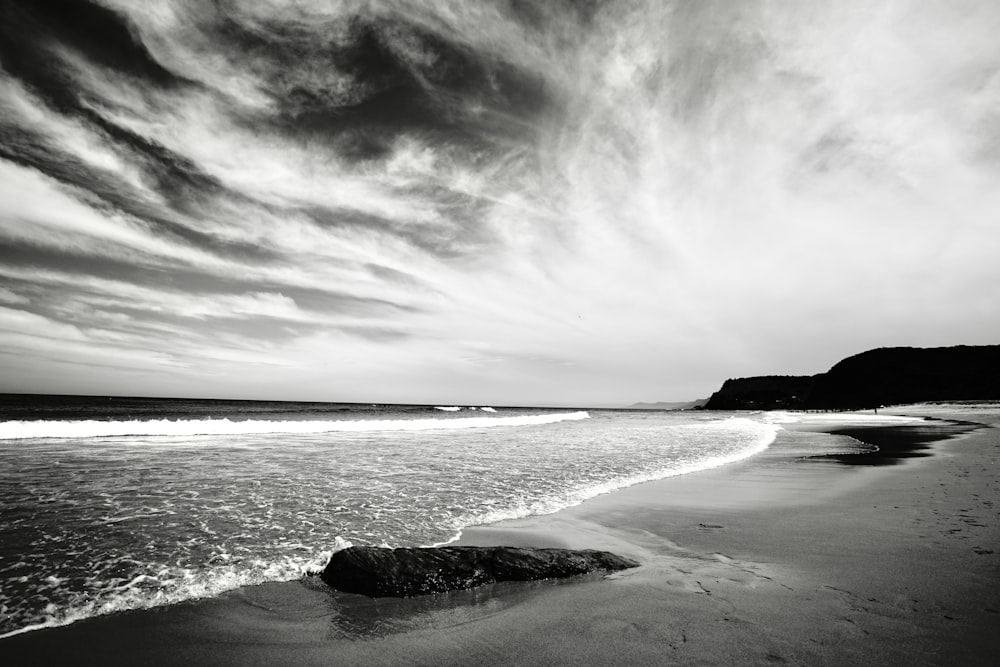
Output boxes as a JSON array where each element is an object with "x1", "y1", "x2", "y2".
[
  {"x1": 428, "y1": 417, "x2": 781, "y2": 548},
  {"x1": 762, "y1": 411, "x2": 802, "y2": 424},
  {"x1": 0, "y1": 537, "x2": 355, "y2": 641},
  {"x1": 434, "y1": 406, "x2": 461, "y2": 411},
  {"x1": 2, "y1": 410, "x2": 777, "y2": 637},
  {"x1": 768, "y1": 411, "x2": 924, "y2": 425},
  {"x1": 0, "y1": 412, "x2": 590, "y2": 440}
]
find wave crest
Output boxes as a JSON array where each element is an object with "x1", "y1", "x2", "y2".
[{"x1": 0, "y1": 412, "x2": 590, "y2": 440}]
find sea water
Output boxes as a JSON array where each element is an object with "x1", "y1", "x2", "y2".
[{"x1": 0, "y1": 394, "x2": 781, "y2": 637}]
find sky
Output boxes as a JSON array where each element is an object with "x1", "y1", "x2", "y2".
[{"x1": 0, "y1": 0, "x2": 998, "y2": 407}]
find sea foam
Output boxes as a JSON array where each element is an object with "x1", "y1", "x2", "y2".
[
  {"x1": 0, "y1": 408, "x2": 774, "y2": 638},
  {"x1": 0, "y1": 411, "x2": 590, "y2": 440},
  {"x1": 433, "y1": 416, "x2": 780, "y2": 546},
  {"x1": 764, "y1": 411, "x2": 925, "y2": 425}
]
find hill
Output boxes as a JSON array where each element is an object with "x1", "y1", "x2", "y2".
[{"x1": 702, "y1": 345, "x2": 999, "y2": 410}]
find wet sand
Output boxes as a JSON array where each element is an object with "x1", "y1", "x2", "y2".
[{"x1": 4, "y1": 408, "x2": 999, "y2": 665}]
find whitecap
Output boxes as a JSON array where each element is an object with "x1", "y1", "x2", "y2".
[{"x1": 0, "y1": 412, "x2": 590, "y2": 440}]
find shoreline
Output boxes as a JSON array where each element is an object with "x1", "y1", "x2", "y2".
[{"x1": 4, "y1": 409, "x2": 999, "y2": 665}]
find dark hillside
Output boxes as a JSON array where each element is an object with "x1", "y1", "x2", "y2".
[
  {"x1": 702, "y1": 345, "x2": 999, "y2": 410},
  {"x1": 804, "y1": 345, "x2": 1000, "y2": 409},
  {"x1": 703, "y1": 375, "x2": 817, "y2": 410}
]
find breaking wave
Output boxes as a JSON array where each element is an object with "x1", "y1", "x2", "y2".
[{"x1": 0, "y1": 411, "x2": 590, "y2": 440}]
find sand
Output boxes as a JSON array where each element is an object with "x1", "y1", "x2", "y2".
[{"x1": 4, "y1": 408, "x2": 998, "y2": 665}]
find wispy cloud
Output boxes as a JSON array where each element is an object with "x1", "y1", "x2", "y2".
[{"x1": 1, "y1": 0, "x2": 998, "y2": 404}]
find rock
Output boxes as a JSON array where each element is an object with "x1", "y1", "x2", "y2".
[{"x1": 320, "y1": 546, "x2": 639, "y2": 597}]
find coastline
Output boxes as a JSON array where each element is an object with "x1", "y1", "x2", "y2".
[{"x1": 4, "y1": 409, "x2": 998, "y2": 665}]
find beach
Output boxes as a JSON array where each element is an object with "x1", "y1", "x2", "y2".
[{"x1": 4, "y1": 407, "x2": 998, "y2": 665}]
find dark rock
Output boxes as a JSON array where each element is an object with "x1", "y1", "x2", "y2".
[{"x1": 320, "y1": 546, "x2": 639, "y2": 597}]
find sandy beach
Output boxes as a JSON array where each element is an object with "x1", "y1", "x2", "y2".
[{"x1": 4, "y1": 407, "x2": 998, "y2": 666}]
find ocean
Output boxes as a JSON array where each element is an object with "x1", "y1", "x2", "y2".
[{"x1": 0, "y1": 394, "x2": 783, "y2": 638}]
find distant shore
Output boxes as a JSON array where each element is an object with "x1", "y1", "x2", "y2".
[{"x1": 4, "y1": 407, "x2": 999, "y2": 665}]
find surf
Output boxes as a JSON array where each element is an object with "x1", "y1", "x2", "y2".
[{"x1": 0, "y1": 411, "x2": 590, "y2": 440}]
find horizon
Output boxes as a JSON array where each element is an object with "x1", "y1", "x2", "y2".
[
  {"x1": 0, "y1": 389, "x2": 646, "y2": 411},
  {"x1": 0, "y1": 388, "x2": 600, "y2": 408},
  {"x1": 2, "y1": 2, "x2": 998, "y2": 405}
]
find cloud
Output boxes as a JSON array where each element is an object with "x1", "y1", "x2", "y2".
[{"x1": 1, "y1": 0, "x2": 998, "y2": 404}]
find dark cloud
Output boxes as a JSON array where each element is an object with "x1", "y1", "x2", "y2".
[
  {"x1": 0, "y1": 120, "x2": 281, "y2": 265},
  {"x1": 0, "y1": 239, "x2": 162, "y2": 285},
  {"x1": 80, "y1": 112, "x2": 224, "y2": 207},
  {"x1": 1, "y1": 0, "x2": 552, "y2": 273},
  {"x1": 0, "y1": 237, "x2": 420, "y2": 319},
  {"x1": 301, "y1": 200, "x2": 495, "y2": 260},
  {"x1": 0, "y1": 0, "x2": 187, "y2": 110},
  {"x1": 206, "y1": 9, "x2": 553, "y2": 161}
]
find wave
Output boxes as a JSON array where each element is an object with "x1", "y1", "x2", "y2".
[
  {"x1": 0, "y1": 537, "x2": 353, "y2": 641},
  {"x1": 0, "y1": 411, "x2": 590, "y2": 440},
  {"x1": 434, "y1": 416, "x2": 781, "y2": 546}
]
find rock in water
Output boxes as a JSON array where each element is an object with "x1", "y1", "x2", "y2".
[{"x1": 320, "y1": 546, "x2": 639, "y2": 597}]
